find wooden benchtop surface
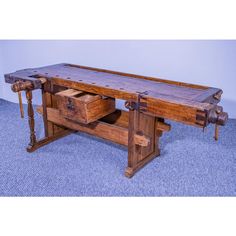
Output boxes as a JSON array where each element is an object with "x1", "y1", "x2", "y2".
[{"x1": 5, "y1": 63, "x2": 222, "y2": 105}]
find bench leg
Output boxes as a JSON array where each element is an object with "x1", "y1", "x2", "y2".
[
  {"x1": 25, "y1": 90, "x2": 37, "y2": 148},
  {"x1": 125, "y1": 110, "x2": 161, "y2": 178},
  {"x1": 26, "y1": 129, "x2": 73, "y2": 152},
  {"x1": 25, "y1": 90, "x2": 72, "y2": 153}
]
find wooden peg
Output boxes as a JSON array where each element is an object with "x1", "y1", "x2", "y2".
[
  {"x1": 214, "y1": 124, "x2": 219, "y2": 141},
  {"x1": 18, "y1": 91, "x2": 24, "y2": 118},
  {"x1": 38, "y1": 77, "x2": 47, "y2": 84},
  {"x1": 11, "y1": 80, "x2": 33, "y2": 92},
  {"x1": 26, "y1": 90, "x2": 37, "y2": 148},
  {"x1": 134, "y1": 133, "x2": 150, "y2": 147}
]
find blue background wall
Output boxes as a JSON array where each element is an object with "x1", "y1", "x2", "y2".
[{"x1": 0, "y1": 40, "x2": 235, "y2": 117}]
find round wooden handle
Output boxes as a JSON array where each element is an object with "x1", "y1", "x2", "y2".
[
  {"x1": 11, "y1": 81, "x2": 34, "y2": 92},
  {"x1": 216, "y1": 112, "x2": 228, "y2": 126},
  {"x1": 208, "y1": 106, "x2": 228, "y2": 126}
]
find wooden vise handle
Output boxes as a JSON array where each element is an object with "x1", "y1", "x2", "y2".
[
  {"x1": 11, "y1": 81, "x2": 34, "y2": 92},
  {"x1": 11, "y1": 81, "x2": 34, "y2": 118},
  {"x1": 11, "y1": 78, "x2": 46, "y2": 93},
  {"x1": 208, "y1": 105, "x2": 228, "y2": 141},
  {"x1": 208, "y1": 106, "x2": 228, "y2": 126},
  {"x1": 11, "y1": 80, "x2": 45, "y2": 148},
  {"x1": 11, "y1": 78, "x2": 46, "y2": 120}
]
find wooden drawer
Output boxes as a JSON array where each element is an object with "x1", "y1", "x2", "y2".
[{"x1": 56, "y1": 89, "x2": 116, "y2": 124}]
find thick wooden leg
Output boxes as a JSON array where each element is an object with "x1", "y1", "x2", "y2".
[
  {"x1": 44, "y1": 92, "x2": 55, "y2": 136},
  {"x1": 125, "y1": 110, "x2": 161, "y2": 178},
  {"x1": 42, "y1": 86, "x2": 49, "y2": 137},
  {"x1": 25, "y1": 90, "x2": 72, "y2": 153},
  {"x1": 26, "y1": 129, "x2": 73, "y2": 153},
  {"x1": 44, "y1": 92, "x2": 65, "y2": 136},
  {"x1": 25, "y1": 90, "x2": 37, "y2": 148}
]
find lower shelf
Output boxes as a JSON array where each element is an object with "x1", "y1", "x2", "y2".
[
  {"x1": 37, "y1": 106, "x2": 170, "y2": 147},
  {"x1": 37, "y1": 106, "x2": 131, "y2": 146}
]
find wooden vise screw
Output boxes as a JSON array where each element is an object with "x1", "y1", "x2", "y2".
[
  {"x1": 11, "y1": 78, "x2": 46, "y2": 118},
  {"x1": 11, "y1": 78, "x2": 46, "y2": 149},
  {"x1": 208, "y1": 106, "x2": 228, "y2": 141},
  {"x1": 11, "y1": 81, "x2": 34, "y2": 118}
]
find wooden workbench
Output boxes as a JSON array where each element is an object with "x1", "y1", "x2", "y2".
[{"x1": 5, "y1": 63, "x2": 228, "y2": 177}]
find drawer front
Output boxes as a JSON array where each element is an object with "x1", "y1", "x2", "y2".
[{"x1": 56, "y1": 89, "x2": 115, "y2": 124}]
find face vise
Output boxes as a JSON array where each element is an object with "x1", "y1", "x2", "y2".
[{"x1": 208, "y1": 106, "x2": 228, "y2": 140}]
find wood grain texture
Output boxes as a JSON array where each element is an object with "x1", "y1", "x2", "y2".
[
  {"x1": 101, "y1": 109, "x2": 171, "y2": 134},
  {"x1": 37, "y1": 106, "x2": 150, "y2": 147},
  {"x1": 41, "y1": 86, "x2": 49, "y2": 137},
  {"x1": 26, "y1": 129, "x2": 73, "y2": 153},
  {"x1": 4, "y1": 64, "x2": 221, "y2": 101},
  {"x1": 5, "y1": 63, "x2": 228, "y2": 177},
  {"x1": 56, "y1": 89, "x2": 116, "y2": 124},
  {"x1": 125, "y1": 109, "x2": 161, "y2": 178},
  {"x1": 5, "y1": 63, "x2": 226, "y2": 128},
  {"x1": 25, "y1": 90, "x2": 36, "y2": 148}
]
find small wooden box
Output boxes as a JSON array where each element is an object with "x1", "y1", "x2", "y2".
[{"x1": 56, "y1": 89, "x2": 116, "y2": 124}]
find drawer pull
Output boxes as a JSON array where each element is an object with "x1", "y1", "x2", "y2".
[
  {"x1": 66, "y1": 98, "x2": 75, "y2": 111},
  {"x1": 56, "y1": 89, "x2": 115, "y2": 124}
]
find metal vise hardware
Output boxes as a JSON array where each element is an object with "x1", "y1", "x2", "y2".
[
  {"x1": 66, "y1": 98, "x2": 75, "y2": 111},
  {"x1": 125, "y1": 92, "x2": 148, "y2": 111},
  {"x1": 125, "y1": 100, "x2": 147, "y2": 111}
]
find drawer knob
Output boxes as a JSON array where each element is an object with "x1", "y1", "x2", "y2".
[{"x1": 66, "y1": 98, "x2": 75, "y2": 111}]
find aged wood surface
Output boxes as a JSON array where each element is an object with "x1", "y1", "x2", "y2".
[
  {"x1": 5, "y1": 63, "x2": 227, "y2": 127},
  {"x1": 41, "y1": 85, "x2": 49, "y2": 137},
  {"x1": 18, "y1": 91, "x2": 24, "y2": 118},
  {"x1": 27, "y1": 129, "x2": 73, "y2": 153},
  {"x1": 5, "y1": 63, "x2": 221, "y2": 102},
  {"x1": 37, "y1": 106, "x2": 154, "y2": 147},
  {"x1": 56, "y1": 89, "x2": 116, "y2": 124},
  {"x1": 125, "y1": 108, "x2": 161, "y2": 178},
  {"x1": 25, "y1": 90, "x2": 36, "y2": 148},
  {"x1": 5, "y1": 63, "x2": 228, "y2": 177}
]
